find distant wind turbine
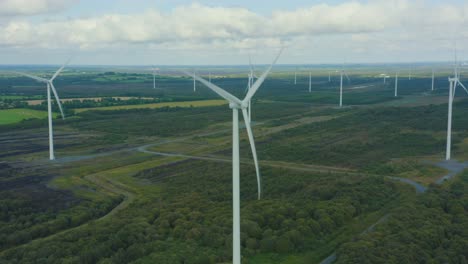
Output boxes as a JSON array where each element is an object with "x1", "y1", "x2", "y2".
[
  {"x1": 152, "y1": 67, "x2": 159, "y2": 89},
  {"x1": 294, "y1": 67, "x2": 297, "y2": 85},
  {"x1": 383, "y1": 74, "x2": 389, "y2": 84},
  {"x1": 14, "y1": 60, "x2": 69, "y2": 160},
  {"x1": 185, "y1": 48, "x2": 283, "y2": 264},
  {"x1": 309, "y1": 71, "x2": 312, "y2": 93},
  {"x1": 432, "y1": 69, "x2": 435, "y2": 91},
  {"x1": 394, "y1": 72, "x2": 399, "y2": 97},
  {"x1": 193, "y1": 69, "x2": 196, "y2": 92},
  {"x1": 339, "y1": 64, "x2": 350, "y2": 108}
]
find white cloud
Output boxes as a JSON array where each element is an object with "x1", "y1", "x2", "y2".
[
  {"x1": 1, "y1": 0, "x2": 468, "y2": 64},
  {"x1": 0, "y1": 0, "x2": 77, "y2": 16}
]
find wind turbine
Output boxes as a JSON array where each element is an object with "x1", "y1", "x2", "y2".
[
  {"x1": 152, "y1": 67, "x2": 158, "y2": 89},
  {"x1": 394, "y1": 72, "x2": 399, "y2": 97},
  {"x1": 14, "y1": 61, "x2": 68, "y2": 160},
  {"x1": 185, "y1": 48, "x2": 283, "y2": 264},
  {"x1": 339, "y1": 64, "x2": 350, "y2": 108},
  {"x1": 432, "y1": 69, "x2": 435, "y2": 91},
  {"x1": 446, "y1": 55, "x2": 468, "y2": 160},
  {"x1": 193, "y1": 69, "x2": 196, "y2": 92},
  {"x1": 383, "y1": 74, "x2": 389, "y2": 84},
  {"x1": 309, "y1": 71, "x2": 312, "y2": 93},
  {"x1": 294, "y1": 68, "x2": 297, "y2": 85}
]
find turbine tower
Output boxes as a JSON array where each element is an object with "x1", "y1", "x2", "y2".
[
  {"x1": 14, "y1": 61, "x2": 68, "y2": 160},
  {"x1": 394, "y1": 72, "x2": 399, "y2": 97},
  {"x1": 446, "y1": 61, "x2": 468, "y2": 160},
  {"x1": 193, "y1": 69, "x2": 196, "y2": 92},
  {"x1": 432, "y1": 69, "x2": 435, "y2": 91},
  {"x1": 294, "y1": 67, "x2": 297, "y2": 85},
  {"x1": 152, "y1": 67, "x2": 159, "y2": 89},
  {"x1": 339, "y1": 64, "x2": 350, "y2": 108},
  {"x1": 309, "y1": 71, "x2": 312, "y2": 93},
  {"x1": 185, "y1": 48, "x2": 283, "y2": 264}
]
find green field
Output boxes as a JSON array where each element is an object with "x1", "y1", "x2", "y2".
[
  {"x1": 75, "y1": 99, "x2": 227, "y2": 113},
  {"x1": 0, "y1": 108, "x2": 55, "y2": 125}
]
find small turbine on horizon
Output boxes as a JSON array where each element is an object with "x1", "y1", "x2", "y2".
[
  {"x1": 152, "y1": 67, "x2": 159, "y2": 89},
  {"x1": 294, "y1": 67, "x2": 297, "y2": 85},
  {"x1": 193, "y1": 69, "x2": 197, "y2": 92},
  {"x1": 432, "y1": 68, "x2": 435, "y2": 91},
  {"x1": 309, "y1": 71, "x2": 312, "y2": 93},
  {"x1": 339, "y1": 64, "x2": 350, "y2": 108},
  {"x1": 394, "y1": 72, "x2": 399, "y2": 97}
]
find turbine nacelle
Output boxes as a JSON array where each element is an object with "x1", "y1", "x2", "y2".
[{"x1": 230, "y1": 101, "x2": 249, "y2": 110}]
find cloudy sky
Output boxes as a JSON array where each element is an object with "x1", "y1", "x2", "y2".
[{"x1": 1, "y1": 0, "x2": 468, "y2": 65}]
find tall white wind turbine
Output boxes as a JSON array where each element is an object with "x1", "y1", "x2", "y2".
[
  {"x1": 446, "y1": 58, "x2": 468, "y2": 160},
  {"x1": 185, "y1": 48, "x2": 283, "y2": 264},
  {"x1": 14, "y1": 61, "x2": 68, "y2": 160}
]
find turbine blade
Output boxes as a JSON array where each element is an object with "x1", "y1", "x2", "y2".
[
  {"x1": 12, "y1": 71, "x2": 48, "y2": 83},
  {"x1": 183, "y1": 70, "x2": 242, "y2": 105},
  {"x1": 344, "y1": 71, "x2": 351, "y2": 82},
  {"x1": 49, "y1": 82, "x2": 65, "y2": 119},
  {"x1": 50, "y1": 58, "x2": 71, "y2": 81},
  {"x1": 249, "y1": 55, "x2": 258, "y2": 79},
  {"x1": 242, "y1": 108, "x2": 261, "y2": 200},
  {"x1": 245, "y1": 75, "x2": 251, "y2": 94},
  {"x1": 243, "y1": 47, "x2": 284, "y2": 103},
  {"x1": 457, "y1": 80, "x2": 468, "y2": 95}
]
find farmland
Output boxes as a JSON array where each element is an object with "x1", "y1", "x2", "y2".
[
  {"x1": 0, "y1": 108, "x2": 55, "y2": 125},
  {"x1": 0, "y1": 66, "x2": 467, "y2": 263}
]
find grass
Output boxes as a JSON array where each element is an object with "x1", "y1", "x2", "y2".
[
  {"x1": 75, "y1": 99, "x2": 227, "y2": 112},
  {"x1": 0, "y1": 108, "x2": 56, "y2": 125}
]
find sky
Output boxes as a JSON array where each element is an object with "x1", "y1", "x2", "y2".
[{"x1": 1, "y1": 0, "x2": 468, "y2": 65}]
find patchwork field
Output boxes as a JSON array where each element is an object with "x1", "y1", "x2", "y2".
[
  {"x1": 0, "y1": 108, "x2": 56, "y2": 125},
  {"x1": 74, "y1": 99, "x2": 227, "y2": 112}
]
